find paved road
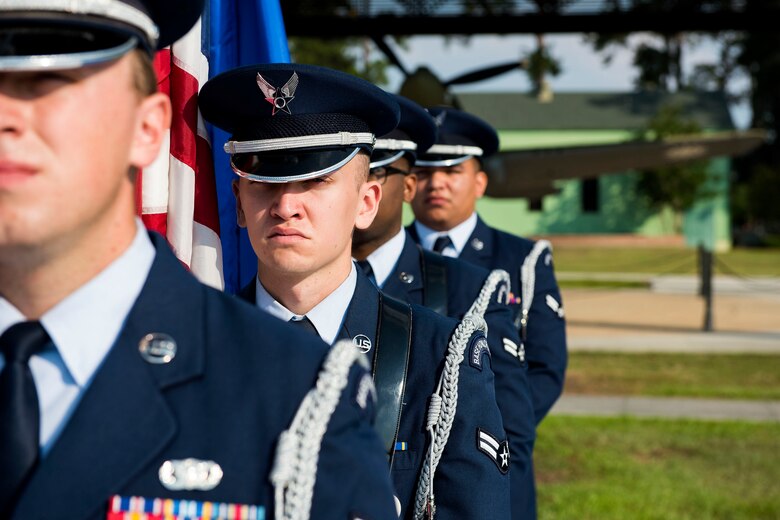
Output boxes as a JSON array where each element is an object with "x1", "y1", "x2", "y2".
[
  {"x1": 550, "y1": 395, "x2": 780, "y2": 422},
  {"x1": 552, "y1": 286, "x2": 780, "y2": 421},
  {"x1": 562, "y1": 287, "x2": 780, "y2": 354}
]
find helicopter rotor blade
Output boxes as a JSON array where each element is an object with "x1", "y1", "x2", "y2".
[
  {"x1": 444, "y1": 61, "x2": 525, "y2": 87},
  {"x1": 371, "y1": 35, "x2": 409, "y2": 77}
]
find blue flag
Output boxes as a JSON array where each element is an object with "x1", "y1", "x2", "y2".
[{"x1": 206, "y1": 0, "x2": 291, "y2": 293}]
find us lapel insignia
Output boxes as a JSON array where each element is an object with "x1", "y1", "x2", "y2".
[
  {"x1": 398, "y1": 272, "x2": 415, "y2": 284},
  {"x1": 470, "y1": 238, "x2": 484, "y2": 251},
  {"x1": 138, "y1": 333, "x2": 177, "y2": 364},
  {"x1": 352, "y1": 334, "x2": 372, "y2": 354},
  {"x1": 158, "y1": 458, "x2": 223, "y2": 491}
]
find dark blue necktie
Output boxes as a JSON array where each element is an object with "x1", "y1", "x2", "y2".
[
  {"x1": 0, "y1": 321, "x2": 50, "y2": 514},
  {"x1": 432, "y1": 235, "x2": 453, "y2": 254},
  {"x1": 288, "y1": 316, "x2": 318, "y2": 337},
  {"x1": 357, "y1": 259, "x2": 377, "y2": 286}
]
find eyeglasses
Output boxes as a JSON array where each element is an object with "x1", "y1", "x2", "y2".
[{"x1": 369, "y1": 166, "x2": 410, "y2": 185}]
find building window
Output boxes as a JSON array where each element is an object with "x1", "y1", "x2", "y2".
[
  {"x1": 581, "y1": 178, "x2": 599, "y2": 213},
  {"x1": 528, "y1": 197, "x2": 543, "y2": 211}
]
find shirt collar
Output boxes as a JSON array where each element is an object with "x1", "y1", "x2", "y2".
[
  {"x1": 361, "y1": 227, "x2": 406, "y2": 288},
  {"x1": 414, "y1": 212, "x2": 478, "y2": 257},
  {"x1": 0, "y1": 220, "x2": 155, "y2": 387},
  {"x1": 255, "y1": 264, "x2": 357, "y2": 345}
]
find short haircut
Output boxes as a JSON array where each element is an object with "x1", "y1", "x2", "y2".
[
  {"x1": 353, "y1": 151, "x2": 370, "y2": 187},
  {"x1": 131, "y1": 49, "x2": 158, "y2": 97}
]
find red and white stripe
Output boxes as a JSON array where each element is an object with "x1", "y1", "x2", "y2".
[{"x1": 137, "y1": 17, "x2": 224, "y2": 290}]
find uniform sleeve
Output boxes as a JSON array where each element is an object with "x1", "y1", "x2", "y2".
[
  {"x1": 431, "y1": 332, "x2": 511, "y2": 520},
  {"x1": 312, "y1": 363, "x2": 398, "y2": 520},
  {"x1": 525, "y1": 247, "x2": 568, "y2": 424},
  {"x1": 484, "y1": 298, "x2": 537, "y2": 518}
]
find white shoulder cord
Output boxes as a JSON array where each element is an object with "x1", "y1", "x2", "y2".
[
  {"x1": 412, "y1": 270, "x2": 510, "y2": 519},
  {"x1": 466, "y1": 269, "x2": 512, "y2": 320},
  {"x1": 519, "y1": 240, "x2": 552, "y2": 337},
  {"x1": 271, "y1": 339, "x2": 373, "y2": 520},
  {"x1": 413, "y1": 313, "x2": 487, "y2": 520}
]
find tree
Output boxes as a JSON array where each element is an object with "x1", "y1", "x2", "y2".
[
  {"x1": 288, "y1": 37, "x2": 391, "y2": 86},
  {"x1": 636, "y1": 105, "x2": 716, "y2": 233}
]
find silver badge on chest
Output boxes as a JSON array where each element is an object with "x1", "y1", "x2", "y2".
[
  {"x1": 159, "y1": 458, "x2": 223, "y2": 491},
  {"x1": 470, "y1": 238, "x2": 484, "y2": 251},
  {"x1": 138, "y1": 333, "x2": 177, "y2": 364}
]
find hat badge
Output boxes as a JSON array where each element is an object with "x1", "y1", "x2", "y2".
[
  {"x1": 256, "y1": 72, "x2": 299, "y2": 115},
  {"x1": 432, "y1": 111, "x2": 447, "y2": 128}
]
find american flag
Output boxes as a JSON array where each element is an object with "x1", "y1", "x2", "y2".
[{"x1": 136, "y1": 15, "x2": 225, "y2": 290}]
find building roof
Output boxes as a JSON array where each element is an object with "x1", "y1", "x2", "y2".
[{"x1": 456, "y1": 91, "x2": 734, "y2": 131}]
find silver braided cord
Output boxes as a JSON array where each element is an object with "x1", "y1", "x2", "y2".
[
  {"x1": 413, "y1": 314, "x2": 488, "y2": 520},
  {"x1": 519, "y1": 240, "x2": 553, "y2": 331},
  {"x1": 271, "y1": 340, "x2": 372, "y2": 520},
  {"x1": 466, "y1": 269, "x2": 512, "y2": 321}
]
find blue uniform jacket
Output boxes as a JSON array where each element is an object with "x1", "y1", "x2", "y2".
[
  {"x1": 408, "y1": 217, "x2": 568, "y2": 424},
  {"x1": 11, "y1": 232, "x2": 396, "y2": 520},
  {"x1": 240, "y1": 270, "x2": 511, "y2": 520},
  {"x1": 379, "y1": 231, "x2": 537, "y2": 519}
]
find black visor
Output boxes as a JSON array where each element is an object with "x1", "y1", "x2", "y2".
[{"x1": 230, "y1": 147, "x2": 365, "y2": 183}]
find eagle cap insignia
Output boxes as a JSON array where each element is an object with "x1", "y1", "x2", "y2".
[
  {"x1": 256, "y1": 72, "x2": 299, "y2": 115},
  {"x1": 432, "y1": 111, "x2": 447, "y2": 128}
]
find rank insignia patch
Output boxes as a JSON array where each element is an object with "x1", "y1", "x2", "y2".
[
  {"x1": 546, "y1": 294, "x2": 565, "y2": 318},
  {"x1": 107, "y1": 495, "x2": 265, "y2": 520},
  {"x1": 476, "y1": 429, "x2": 510, "y2": 474},
  {"x1": 502, "y1": 337, "x2": 525, "y2": 364}
]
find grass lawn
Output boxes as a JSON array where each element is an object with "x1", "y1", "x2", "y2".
[
  {"x1": 535, "y1": 416, "x2": 780, "y2": 519},
  {"x1": 564, "y1": 353, "x2": 780, "y2": 400},
  {"x1": 552, "y1": 247, "x2": 780, "y2": 277}
]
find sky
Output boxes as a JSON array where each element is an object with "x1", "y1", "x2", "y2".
[{"x1": 380, "y1": 33, "x2": 752, "y2": 129}]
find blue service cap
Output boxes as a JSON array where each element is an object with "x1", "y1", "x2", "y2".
[
  {"x1": 416, "y1": 106, "x2": 499, "y2": 167},
  {"x1": 199, "y1": 63, "x2": 401, "y2": 183},
  {"x1": 0, "y1": 0, "x2": 204, "y2": 71},
  {"x1": 370, "y1": 94, "x2": 437, "y2": 170}
]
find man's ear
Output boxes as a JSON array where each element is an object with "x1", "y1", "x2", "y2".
[
  {"x1": 355, "y1": 179, "x2": 382, "y2": 231},
  {"x1": 475, "y1": 169, "x2": 488, "y2": 199},
  {"x1": 232, "y1": 179, "x2": 247, "y2": 228},
  {"x1": 403, "y1": 173, "x2": 418, "y2": 203},
  {"x1": 129, "y1": 92, "x2": 171, "y2": 169}
]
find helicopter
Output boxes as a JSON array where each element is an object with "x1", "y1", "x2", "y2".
[{"x1": 371, "y1": 36, "x2": 766, "y2": 199}]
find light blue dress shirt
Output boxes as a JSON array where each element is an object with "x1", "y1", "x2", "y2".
[
  {"x1": 359, "y1": 227, "x2": 407, "y2": 288},
  {"x1": 414, "y1": 212, "x2": 478, "y2": 258},
  {"x1": 255, "y1": 263, "x2": 357, "y2": 345},
  {"x1": 0, "y1": 221, "x2": 155, "y2": 456}
]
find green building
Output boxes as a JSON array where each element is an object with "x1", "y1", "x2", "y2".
[{"x1": 405, "y1": 91, "x2": 735, "y2": 251}]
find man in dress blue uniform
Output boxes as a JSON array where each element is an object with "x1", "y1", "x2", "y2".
[
  {"x1": 0, "y1": 3, "x2": 397, "y2": 519},
  {"x1": 406, "y1": 108, "x2": 569, "y2": 520},
  {"x1": 407, "y1": 107, "x2": 568, "y2": 427},
  {"x1": 352, "y1": 94, "x2": 538, "y2": 519},
  {"x1": 199, "y1": 63, "x2": 511, "y2": 520}
]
